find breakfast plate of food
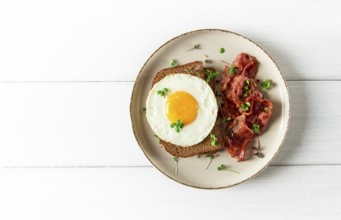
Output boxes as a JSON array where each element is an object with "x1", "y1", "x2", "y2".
[{"x1": 130, "y1": 29, "x2": 290, "y2": 189}]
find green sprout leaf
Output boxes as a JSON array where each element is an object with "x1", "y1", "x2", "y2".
[
  {"x1": 241, "y1": 104, "x2": 248, "y2": 111},
  {"x1": 210, "y1": 133, "x2": 217, "y2": 146},
  {"x1": 252, "y1": 124, "x2": 261, "y2": 134},
  {"x1": 217, "y1": 164, "x2": 240, "y2": 174},
  {"x1": 157, "y1": 88, "x2": 169, "y2": 97},
  {"x1": 243, "y1": 79, "x2": 252, "y2": 98},
  {"x1": 205, "y1": 154, "x2": 215, "y2": 170},
  {"x1": 219, "y1": 48, "x2": 225, "y2": 53},
  {"x1": 261, "y1": 79, "x2": 271, "y2": 90},
  {"x1": 217, "y1": 164, "x2": 226, "y2": 171},
  {"x1": 229, "y1": 65, "x2": 237, "y2": 75},
  {"x1": 170, "y1": 59, "x2": 177, "y2": 67},
  {"x1": 241, "y1": 102, "x2": 251, "y2": 111},
  {"x1": 170, "y1": 119, "x2": 184, "y2": 133},
  {"x1": 206, "y1": 71, "x2": 220, "y2": 83}
]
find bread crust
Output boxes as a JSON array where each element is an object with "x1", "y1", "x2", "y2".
[
  {"x1": 152, "y1": 61, "x2": 205, "y2": 86},
  {"x1": 162, "y1": 124, "x2": 224, "y2": 158}
]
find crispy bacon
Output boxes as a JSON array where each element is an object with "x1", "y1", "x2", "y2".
[
  {"x1": 219, "y1": 53, "x2": 273, "y2": 161},
  {"x1": 233, "y1": 53, "x2": 259, "y2": 79},
  {"x1": 221, "y1": 66, "x2": 233, "y2": 92},
  {"x1": 228, "y1": 115, "x2": 254, "y2": 161}
]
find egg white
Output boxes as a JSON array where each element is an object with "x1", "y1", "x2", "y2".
[{"x1": 146, "y1": 74, "x2": 218, "y2": 147}]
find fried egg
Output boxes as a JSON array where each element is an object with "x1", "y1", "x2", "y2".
[{"x1": 146, "y1": 74, "x2": 218, "y2": 146}]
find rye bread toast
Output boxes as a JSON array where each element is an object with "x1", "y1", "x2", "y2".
[
  {"x1": 152, "y1": 61, "x2": 206, "y2": 86},
  {"x1": 151, "y1": 61, "x2": 224, "y2": 158},
  {"x1": 160, "y1": 124, "x2": 223, "y2": 158}
]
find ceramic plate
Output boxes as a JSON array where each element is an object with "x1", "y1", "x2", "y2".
[{"x1": 130, "y1": 29, "x2": 290, "y2": 189}]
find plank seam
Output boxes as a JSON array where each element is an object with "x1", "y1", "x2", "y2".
[
  {"x1": 1, "y1": 79, "x2": 341, "y2": 83},
  {"x1": 2, "y1": 164, "x2": 341, "y2": 168}
]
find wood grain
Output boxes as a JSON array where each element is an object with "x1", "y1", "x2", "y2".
[
  {"x1": 1, "y1": 166, "x2": 340, "y2": 220},
  {"x1": 1, "y1": 81, "x2": 340, "y2": 167},
  {"x1": 1, "y1": 0, "x2": 341, "y2": 81}
]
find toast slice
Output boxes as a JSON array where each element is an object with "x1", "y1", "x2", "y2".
[
  {"x1": 151, "y1": 61, "x2": 224, "y2": 158},
  {"x1": 152, "y1": 61, "x2": 206, "y2": 86},
  {"x1": 161, "y1": 124, "x2": 223, "y2": 158}
]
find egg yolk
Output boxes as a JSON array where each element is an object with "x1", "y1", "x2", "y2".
[{"x1": 166, "y1": 91, "x2": 198, "y2": 125}]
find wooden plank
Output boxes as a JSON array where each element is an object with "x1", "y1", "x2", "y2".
[
  {"x1": 1, "y1": 0, "x2": 341, "y2": 81},
  {"x1": 0, "y1": 82, "x2": 149, "y2": 166},
  {"x1": 273, "y1": 81, "x2": 341, "y2": 165},
  {"x1": 1, "y1": 166, "x2": 340, "y2": 220},
  {"x1": 1, "y1": 81, "x2": 340, "y2": 166}
]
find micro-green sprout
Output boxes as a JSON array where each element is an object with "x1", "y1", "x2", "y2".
[
  {"x1": 170, "y1": 119, "x2": 184, "y2": 133},
  {"x1": 157, "y1": 88, "x2": 169, "y2": 97},
  {"x1": 261, "y1": 79, "x2": 271, "y2": 90}
]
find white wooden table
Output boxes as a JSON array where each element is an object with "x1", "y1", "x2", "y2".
[{"x1": 1, "y1": 0, "x2": 341, "y2": 219}]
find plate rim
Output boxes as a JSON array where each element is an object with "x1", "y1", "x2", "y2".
[{"x1": 130, "y1": 28, "x2": 291, "y2": 189}]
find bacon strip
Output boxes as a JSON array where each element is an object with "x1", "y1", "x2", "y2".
[
  {"x1": 233, "y1": 53, "x2": 259, "y2": 79},
  {"x1": 219, "y1": 53, "x2": 273, "y2": 161}
]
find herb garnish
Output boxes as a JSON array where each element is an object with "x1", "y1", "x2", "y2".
[
  {"x1": 210, "y1": 133, "x2": 217, "y2": 146},
  {"x1": 142, "y1": 107, "x2": 147, "y2": 112},
  {"x1": 170, "y1": 59, "x2": 177, "y2": 67},
  {"x1": 220, "y1": 48, "x2": 225, "y2": 53},
  {"x1": 220, "y1": 60, "x2": 230, "y2": 65},
  {"x1": 243, "y1": 79, "x2": 252, "y2": 97},
  {"x1": 173, "y1": 157, "x2": 179, "y2": 174},
  {"x1": 153, "y1": 135, "x2": 161, "y2": 144},
  {"x1": 264, "y1": 107, "x2": 269, "y2": 112},
  {"x1": 261, "y1": 79, "x2": 271, "y2": 90},
  {"x1": 215, "y1": 91, "x2": 222, "y2": 97},
  {"x1": 157, "y1": 88, "x2": 169, "y2": 97},
  {"x1": 256, "y1": 152, "x2": 264, "y2": 158},
  {"x1": 252, "y1": 124, "x2": 260, "y2": 134},
  {"x1": 206, "y1": 71, "x2": 220, "y2": 83},
  {"x1": 170, "y1": 119, "x2": 184, "y2": 132},
  {"x1": 205, "y1": 59, "x2": 212, "y2": 63},
  {"x1": 217, "y1": 164, "x2": 226, "y2": 171},
  {"x1": 187, "y1": 44, "x2": 200, "y2": 51},
  {"x1": 217, "y1": 164, "x2": 240, "y2": 173},
  {"x1": 223, "y1": 117, "x2": 231, "y2": 122},
  {"x1": 205, "y1": 154, "x2": 215, "y2": 169},
  {"x1": 241, "y1": 101, "x2": 251, "y2": 111},
  {"x1": 253, "y1": 137, "x2": 264, "y2": 158},
  {"x1": 229, "y1": 65, "x2": 237, "y2": 74}
]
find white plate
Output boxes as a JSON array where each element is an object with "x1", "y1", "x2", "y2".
[{"x1": 130, "y1": 29, "x2": 290, "y2": 189}]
